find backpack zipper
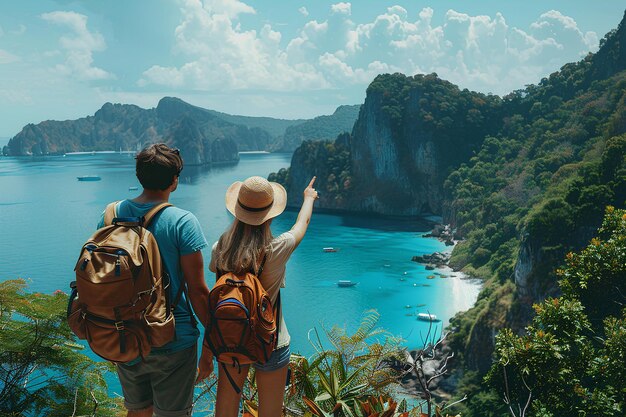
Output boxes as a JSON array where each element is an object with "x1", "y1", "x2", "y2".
[
  {"x1": 84, "y1": 245, "x2": 129, "y2": 276},
  {"x1": 215, "y1": 298, "x2": 250, "y2": 318}
]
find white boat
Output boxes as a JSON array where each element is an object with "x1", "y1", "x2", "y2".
[
  {"x1": 417, "y1": 313, "x2": 438, "y2": 322},
  {"x1": 323, "y1": 247, "x2": 338, "y2": 252},
  {"x1": 77, "y1": 175, "x2": 101, "y2": 181},
  {"x1": 337, "y1": 280, "x2": 357, "y2": 287},
  {"x1": 128, "y1": 186, "x2": 138, "y2": 191}
]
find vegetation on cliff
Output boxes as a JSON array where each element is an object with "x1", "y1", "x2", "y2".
[
  {"x1": 365, "y1": 72, "x2": 502, "y2": 173},
  {"x1": 269, "y1": 134, "x2": 352, "y2": 209},
  {"x1": 484, "y1": 208, "x2": 626, "y2": 417}
]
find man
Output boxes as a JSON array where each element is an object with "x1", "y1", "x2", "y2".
[{"x1": 98, "y1": 143, "x2": 213, "y2": 417}]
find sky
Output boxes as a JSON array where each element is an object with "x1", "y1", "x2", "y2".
[{"x1": 0, "y1": 0, "x2": 625, "y2": 137}]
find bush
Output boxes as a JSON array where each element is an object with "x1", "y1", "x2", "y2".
[{"x1": 0, "y1": 279, "x2": 123, "y2": 416}]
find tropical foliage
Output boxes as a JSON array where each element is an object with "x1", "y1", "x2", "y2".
[
  {"x1": 486, "y1": 207, "x2": 626, "y2": 416},
  {"x1": 195, "y1": 311, "x2": 461, "y2": 417},
  {"x1": 0, "y1": 279, "x2": 123, "y2": 417}
]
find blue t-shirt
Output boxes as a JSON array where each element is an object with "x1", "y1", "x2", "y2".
[{"x1": 98, "y1": 200, "x2": 208, "y2": 358}]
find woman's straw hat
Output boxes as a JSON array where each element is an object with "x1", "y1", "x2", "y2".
[{"x1": 225, "y1": 176, "x2": 287, "y2": 225}]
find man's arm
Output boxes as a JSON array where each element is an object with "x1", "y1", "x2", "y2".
[
  {"x1": 180, "y1": 251, "x2": 210, "y2": 327},
  {"x1": 181, "y1": 250, "x2": 215, "y2": 384}
]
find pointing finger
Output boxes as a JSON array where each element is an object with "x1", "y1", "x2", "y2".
[{"x1": 308, "y1": 176, "x2": 317, "y2": 188}]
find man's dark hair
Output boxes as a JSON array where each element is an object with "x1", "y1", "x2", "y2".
[{"x1": 135, "y1": 143, "x2": 183, "y2": 190}]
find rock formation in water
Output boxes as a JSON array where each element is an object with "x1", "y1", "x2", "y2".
[
  {"x1": 3, "y1": 98, "x2": 261, "y2": 164},
  {"x1": 3, "y1": 97, "x2": 360, "y2": 160}
]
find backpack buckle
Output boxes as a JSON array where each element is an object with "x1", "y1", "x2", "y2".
[{"x1": 114, "y1": 321, "x2": 125, "y2": 331}]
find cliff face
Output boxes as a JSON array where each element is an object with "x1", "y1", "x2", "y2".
[
  {"x1": 277, "y1": 73, "x2": 501, "y2": 216},
  {"x1": 348, "y1": 87, "x2": 442, "y2": 215}
]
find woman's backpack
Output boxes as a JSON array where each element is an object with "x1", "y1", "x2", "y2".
[
  {"x1": 67, "y1": 202, "x2": 185, "y2": 363},
  {"x1": 205, "y1": 255, "x2": 280, "y2": 393}
]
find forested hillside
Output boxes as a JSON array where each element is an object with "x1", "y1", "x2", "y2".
[
  {"x1": 271, "y1": 105, "x2": 361, "y2": 152},
  {"x1": 271, "y1": 11, "x2": 626, "y2": 415}
]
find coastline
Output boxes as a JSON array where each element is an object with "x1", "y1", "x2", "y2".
[{"x1": 399, "y1": 236, "x2": 482, "y2": 402}]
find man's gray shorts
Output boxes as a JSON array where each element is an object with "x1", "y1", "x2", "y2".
[{"x1": 116, "y1": 344, "x2": 197, "y2": 417}]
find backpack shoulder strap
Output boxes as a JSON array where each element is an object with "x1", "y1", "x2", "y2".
[
  {"x1": 275, "y1": 290, "x2": 282, "y2": 334},
  {"x1": 256, "y1": 253, "x2": 268, "y2": 277},
  {"x1": 143, "y1": 202, "x2": 173, "y2": 227},
  {"x1": 103, "y1": 201, "x2": 119, "y2": 226}
]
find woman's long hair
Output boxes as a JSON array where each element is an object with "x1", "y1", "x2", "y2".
[{"x1": 214, "y1": 219, "x2": 274, "y2": 274}]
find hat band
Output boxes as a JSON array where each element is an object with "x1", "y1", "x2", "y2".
[{"x1": 238, "y1": 199, "x2": 273, "y2": 212}]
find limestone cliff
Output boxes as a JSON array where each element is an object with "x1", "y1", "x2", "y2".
[{"x1": 274, "y1": 73, "x2": 502, "y2": 215}]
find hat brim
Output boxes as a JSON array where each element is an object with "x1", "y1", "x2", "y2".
[{"x1": 225, "y1": 181, "x2": 287, "y2": 226}]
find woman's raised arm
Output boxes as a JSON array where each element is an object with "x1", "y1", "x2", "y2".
[{"x1": 289, "y1": 176, "x2": 318, "y2": 246}]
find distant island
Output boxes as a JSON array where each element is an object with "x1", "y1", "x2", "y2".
[{"x1": 2, "y1": 97, "x2": 360, "y2": 164}]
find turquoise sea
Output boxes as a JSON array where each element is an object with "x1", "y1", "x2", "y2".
[{"x1": 0, "y1": 152, "x2": 479, "y2": 402}]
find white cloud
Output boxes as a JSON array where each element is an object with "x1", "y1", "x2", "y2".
[
  {"x1": 140, "y1": 0, "x2": 328, "y2": 91},
  {"x1": 205, "y1": 0, "x2": 255, "y2": 18},
  {"x1": 140, "y1": 3, "x2": 600, "y2": 96},
  {"x1": 41, "y1": 11, "x2": 114, "y2": 81},
  {"x1": 298, "y1": 6, "x2": 309, "y2": 17},
  {"x1": 331, "y1": 2, "x2": 351, "y2": 16}
]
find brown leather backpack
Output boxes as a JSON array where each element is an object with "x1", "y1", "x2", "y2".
[
  {"x1": 205, "y1": 255, "x2": 280, "y2": 393},
  {"x1": 67, "y1": 202, "x2": 185, "y2": 363}
]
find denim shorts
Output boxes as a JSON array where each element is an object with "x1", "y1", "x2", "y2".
[{"x1": 254, "y1": 345, "x2": 290, "y2": 372}]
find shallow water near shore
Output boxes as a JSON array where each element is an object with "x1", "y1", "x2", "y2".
[{"x1": 0, "y1": 152, "x2": 480, "y2": 402}]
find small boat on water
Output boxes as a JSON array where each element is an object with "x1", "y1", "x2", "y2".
[
  {"x1": 337, "y1": 280, "x2": 357, "y2": 287},
  {"x1": 323, "y1": 247, "x2": 338, "y2": 252},
  {"x1": 77, "y1": 175, "x2": 101, "y2": 181},
  {"x1": 417, "y1": 313, "x2": 438, "y2": 322},
  {"x1": 128, "y1": 186, "x2": 138, "y2": 191}
]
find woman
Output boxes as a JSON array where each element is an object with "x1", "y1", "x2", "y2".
[{"x1": 198, "y1": 175, "x2": 318, "y2": 417}]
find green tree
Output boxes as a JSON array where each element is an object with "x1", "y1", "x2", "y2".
[
  {"x1": 0, "y1": 279, "x2": 123, "y2": 416},
  {"x1": 486, "y1": 208, "x2": 626, "y2": 416}
]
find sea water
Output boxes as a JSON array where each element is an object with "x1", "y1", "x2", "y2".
[{"x1": 0, "y1": 152, "x2": 480, "y2": 401}]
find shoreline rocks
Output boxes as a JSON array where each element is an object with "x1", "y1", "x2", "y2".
[
  {"x1": 411, "y1": 252, "x2": 451, "y2": 268},
  {"x1": 399, "y1": 338, "x2": 458, "y2": 401},
  {"x1": 422, "y1": 223, "x2": 456, "y2": 245}
]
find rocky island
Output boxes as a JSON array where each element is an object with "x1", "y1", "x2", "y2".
[{"x1": 2, "y1": 97, "x2": 360, "y2": 165}]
